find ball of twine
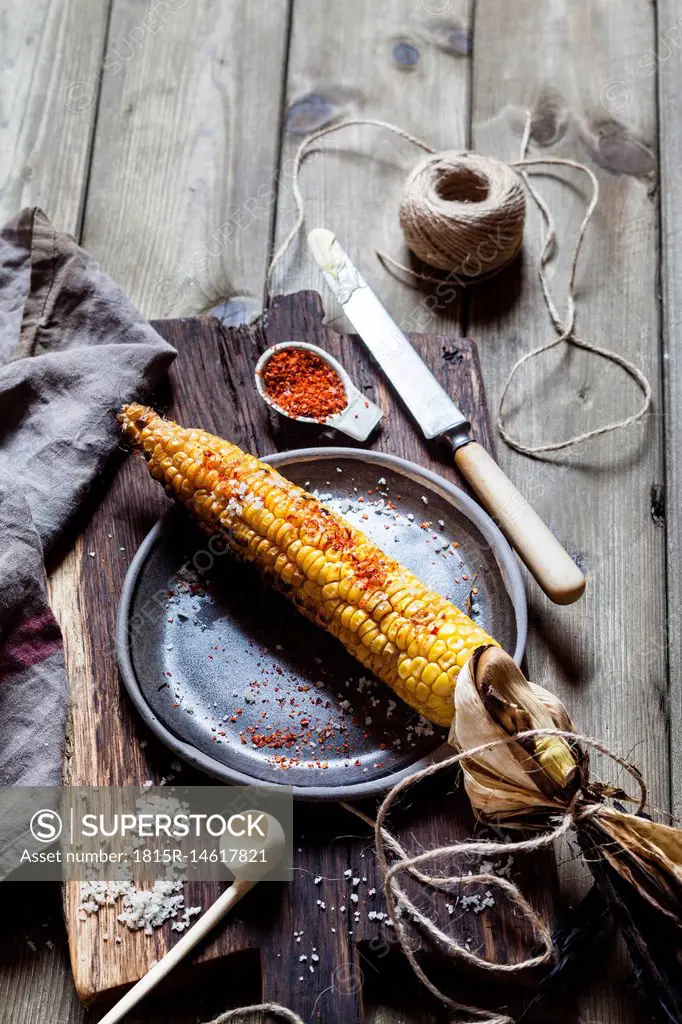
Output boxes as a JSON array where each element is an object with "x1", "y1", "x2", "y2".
[{"x1": 399, "y1": 151, "x2": 525, "y2": 277}]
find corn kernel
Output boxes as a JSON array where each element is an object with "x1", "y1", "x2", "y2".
[
  {"x1": 433, "y1": 673, "x2": 453, "y2": 696},
  {"x1": 398, "y1": 658, "x2": 413, "y2": 679},
  {"x1": 421, "y1": 663, "x2": 440, "y2": 686},
  {"x1": 410, "y1": 656, "x2": 427, "y2": 679},
  {"x1": 349, "y1": 609, "x2": 367, "y2": 632},
  {"x1": 369, "y1": 634, "x2": 387, "y2": 655}
]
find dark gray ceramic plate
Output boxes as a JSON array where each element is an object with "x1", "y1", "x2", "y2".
[{"x1": 117, "y1": 449, "x2": 527, "y2": 800}]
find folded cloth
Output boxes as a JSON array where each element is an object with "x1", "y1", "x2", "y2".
[{"x1": 0, "y1": 208, "x2": 175, "y2": 806}]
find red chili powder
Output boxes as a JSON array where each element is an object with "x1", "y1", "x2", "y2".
[{"x1": 262, "y1": 348, "x2": 347, "y2": 419}]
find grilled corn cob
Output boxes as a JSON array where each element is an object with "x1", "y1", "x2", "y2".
[{"x1": 119, "y1": 403, "x2": 499, "y2": 726}]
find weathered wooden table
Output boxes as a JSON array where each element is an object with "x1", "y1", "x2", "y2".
[{"x1": 1, "y1": 1, "x2": 677, "y2": 1022}]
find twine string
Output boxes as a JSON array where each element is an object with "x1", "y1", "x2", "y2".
[
  {"x1": 266, "y1": 117, "x2": 434, "y2": 297},
  {"x1": 266, "y1": 116, "x2": 651, "y2": 458},
  {"x1": 342, "y1": 726, "x2": 647, "y2": 1024},
  {"x1": 203, "y1": 1003, "x2": 305, "y2": 1024},
  {"x1": 500, "y1": 121, "x2": 652, "y2": 455}
]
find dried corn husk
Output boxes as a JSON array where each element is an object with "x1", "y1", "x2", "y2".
[
  {"x1": 450, "y1": 646, "x2": 581, "y2": 818},
  {"x1": 449, "y1": 645, "x2": 682, "y2": 1021}
]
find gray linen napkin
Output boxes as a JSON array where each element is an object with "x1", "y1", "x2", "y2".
[{"x1": 0, "y1": 208, "x2": 175, "y2": 806}]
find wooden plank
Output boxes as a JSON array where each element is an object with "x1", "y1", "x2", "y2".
[
  {"x1": 657, "y1": 1, "x2": 682, "y2": 817},
  {"x1": 468, "y1": 2, "x2": 664, "y2": 1022},
  {"x1": 79, "y1": 0, "x2": 291, "y2": 319},
  {"x1": 51, "y1": 6, "x2": 290, "y2": 1016},
  {"x1": 0, "y1": 0, "x2": 110, "y2": 229},
  {"x1": 64, "y1": 295, "x2": 550, "y2": 1021},
  {"x1": 271, "y1": 0, "x2": 472, "y2": 332},
  {"x1": 0, "y1": 5, "x2": 108, "y2": 1024}
]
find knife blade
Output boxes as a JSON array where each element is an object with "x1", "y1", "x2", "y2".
[
  {"x1": 308, "y1": 227, "x2": 586, "y2": 606},
  {"x1": 307, "y1": 229, "x2": 471, "y2": 443}
]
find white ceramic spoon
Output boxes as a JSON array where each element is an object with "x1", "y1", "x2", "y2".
[
  {"x1": 254, "y1": 341, "x2": 382, "y2": 441},
  {"x1": 96, "y1": 812, "x2": 286, "y2": 1024}
]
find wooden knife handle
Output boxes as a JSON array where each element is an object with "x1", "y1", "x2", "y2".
[{"x1": 454, "y1": 441, "x2": 586, "y2": 605}]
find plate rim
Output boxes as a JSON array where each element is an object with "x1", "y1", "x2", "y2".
[{"x1": 117, "y1": 447, "x2": 527, "y2": 801}]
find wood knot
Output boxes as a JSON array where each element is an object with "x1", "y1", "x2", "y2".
[
  {"x1": 580, "y1": 117, "x2": 656, "y2": 178},
  {"x1": 442, "y1": 345, "x2": 463, "y2": 364},
  {"x1": 530, "y1": 88, "x2": 569, "y2": 146},
  {"x1": 650, "y1": 484, "x2": 665, "y2": 527},
  {"x1": 285, "y1": 94, "x2": 336, "y2": 134},
  {"x1": 392, "y1": 40, "x2": 420, "y2": 68}
]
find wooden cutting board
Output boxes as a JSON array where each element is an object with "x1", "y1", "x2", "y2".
[{"x1": 63, "y1": 290, "x2": 556, "y2": 1022}]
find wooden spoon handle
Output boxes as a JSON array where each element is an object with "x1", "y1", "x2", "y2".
[
  {"x1": 96, "y1": 879, "x2": 255, "y2": 1024},
  {"x1": 454, "y1": 441, "x2": 586, "y2": 605}
]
